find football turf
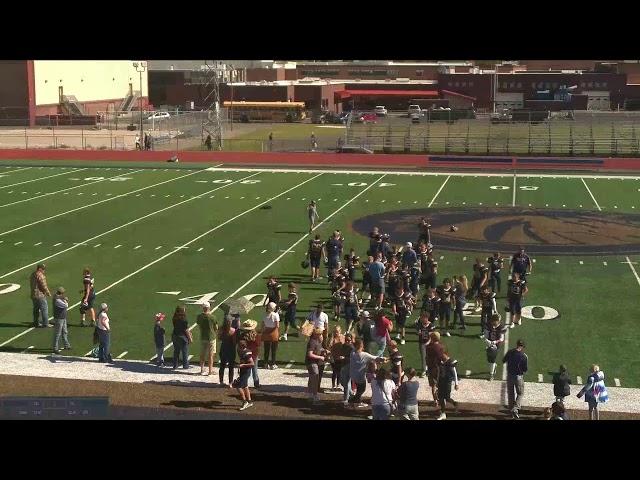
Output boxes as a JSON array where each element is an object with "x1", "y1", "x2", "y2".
[{"x1": 0, "y1": 161, "x2": 639, "y2": 389}]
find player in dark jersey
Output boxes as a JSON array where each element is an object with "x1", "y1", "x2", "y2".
[
  {"x1": 345, "y1": 249, "x2": 360, "y2": 281},
  {"x1": 392, "y1": 285, "x2": 410, "y2": 345},
  {"x1": 487, "y1": 252, "x2": 504, "y2": 294},
  {"x1": 423, "y1": 254, "x2": 438, "y2": 290},
  {"x1": 368, "y1": 227, "x2": 382, "y2": 257},
  {"x1": 341, "y1": 280, "x2": 359, "y2": 334},
  {"x1": 421, "y1": 287, "x2": 441, "y2": 324},
  {"x1": 409, "y1": 261, "x2": 421, "y2": 297},
  {"x1": 264, "y1": 276, "x2": 282, "y2": 309},
  {"x1": 507, "y1": 272, "x2": 528, "y2": 329},
  {"x1": 484, "y1": 313, "x2": 506, "y2": 381},
  {"x1": 329, "y1": 265, "x2": 347, "y2": 321},
  {"x1": 417, "y1": 217, "x2": 432, "y2": 246},
  {"x1": 306, "y1": 235, "x2": 327, "y2": 282},
  {"x1": 478, "y1": 284, "x2": 497, "y2": 338},
  {"x1": 416, "y1": 311, "x2": 436, "y2": 378},
  {"x1": 386, "y1": 259, "x2": 401, "y2": 302},
  {"x1": 80, "y1": 267, "x2": 96, "y2": 327},
  {"x1": 280, "y1": 283, "x2": 299, "y2": 342},
  {"x1": 510, "y1": 247, "x2": 532, "y2": 280},
  {"x1": 326, "y1": 231, "x2": 343, "y2": 277},
  {"x1": 360, "y1": 255, "x2": 374, "y2": 305},
  {"x1": 471, "y1": 259, "x2": 489, "y2": 312},
  {"x1": 437, "y1": 278, "x2": 455, "y2": 337},
  {"x1": 388, "y1": 340, "x2": 404, "y2": 386},
  {"x1": 436, "y1": 352, "x2": 459, "y2": 420},
  {"x1": 452, "y1": 275, "x2": 468, "y2": 330}
]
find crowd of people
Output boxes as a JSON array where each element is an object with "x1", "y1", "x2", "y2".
[{"x1": 24, "y1": 211, "x2": 611, "y2": 419}]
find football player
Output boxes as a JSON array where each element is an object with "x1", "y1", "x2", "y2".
[
  {"x1": 423, "y1": 253, "x2": 438, "y2": 290},
  {"x1": 420, "y1": 287, "x2": 441, "y2": 324},
  {"x1": 507, "y1": 272, "x2": 528, "y2": 329},
  {"x1": 306, "y1": 234, "x2": 327, "y2": 282},
  {"x1": 264, "y1": 276, "x2": 282, "y2": 308},
  {"x1": 307, "y1": 200, "x2": 319, "y2": 233},
  {"x1": 510, "y1": 246, "x2": 532, "y2": 280},
  {"x1": 487, "y1": 252, "x2": 504, "y2": 294},
  {"x1": 341, "y1": 280, "x2": 359, "y2": 334},
  {"x1": 360, "y1": 255, "x2": 374, "y2": 305},
  {"x1": 478, "y1": 284, "x2": 497, "y2": 338},
  {"x1": 345, "y1": 248, "x2": 360, "y2": 281},
  {"x1": 392, "y1": 285, "x2": 410, "y2": 345},
  {"x1": 437, "y1": 278, "x2": 455, "y2": 337},
  {"x1": 80, "y1": 267, "x2": 96, "y2": 327},
  {"x1": 417, "y1": 217, "x2": 432, "y2": 246},
  {"x1": 484, "y1": 313, "x2": 506, "y2": 381},
  {"x1": 471, "y1": 258, "x2": 489, "y2": 312}
]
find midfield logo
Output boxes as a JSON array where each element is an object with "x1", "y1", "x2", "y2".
[{"x1": 352, "y1": 208, "x2": 640, "y2": 255}]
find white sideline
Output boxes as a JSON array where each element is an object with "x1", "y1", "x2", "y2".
[
  {"x1": 0, "y1": 168, "x2": 209, "y2": 237},
  {"x1": 0, "y1": 167, "x2": 83, "y2": 190},
  {"x1": 206, "y1": 165, "x2": 640, "y2": 180},
  {"x1": 0, "y1": 173, "x2": 324, "y2": 348},
  {"x1": 0, "y1": 171, "x2": 261, "y2": 281},
  {"x1": 0, "y1": 169, "x2": 146, "y2": 209}
]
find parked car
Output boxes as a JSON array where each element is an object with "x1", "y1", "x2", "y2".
[
  {"x1": 147, "y1": 111, "x2": 171, "y2": 121},
  {"x1": 318, "y1": 111, "x2": 346, "y2": 124},
  {"x1": 408, "y1": 105, "x2": 422, "y2": 117},
  {"x1": 357, "y1": 112, "x2": 377, "y2": 124},
  {"x1": 410, "y1": 113, "x2": 421, "y2": 124},
  {"x1": 374, "y1": 106, "x2": 388, "y2": 116}
]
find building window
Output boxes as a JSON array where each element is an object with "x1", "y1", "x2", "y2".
[
  {"x1": 552, "y1": 82, "x2": 558, "y2": 88},
  {"x1": 581, "y1": 82, "x2": 586, "y2": 88},
  {"x1": 455, "y1": 82, "x2": 459, "y2": 87},
  {"x1": 469, "y1": 81, "x2": 474, "y2": 87},
  {"x1": 509, "y1": 82, "x2": 514, "y2": 88},
  {"x1": 516, "y1": 82, "x2": 522, "y2": 88},
  {"x1": 416, "y1": 70, "x2": 424, "y2": 77},
  {"x1": 461, "y1": 82, "x2": 466, "y2": 87},
  {"x1": 448, "y1": 81, "x2": 453, "y2": 87},
  {"x1": 531, "y1": 82, "x2": 537, "y2": 89},
  {"x1": 588, "y1": 82, "x2": 593, "y2": 88},
  {"x1": 594, "y1": 82, "x2": 600, "y2": 88},
  {"x1": 544, "y1": 82, "x2": 551, "y2": 89},
  {"x1": 602, "y1": 82, "x2": 608, "y2": 88},
  {"x1": 502, "y1": 82, "x2": 508, "y2": 89},
  {"x1": 538, "y1": 82, "x2": 544, "y2": 89}
]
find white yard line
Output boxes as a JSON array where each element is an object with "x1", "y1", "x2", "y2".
[
  {"x1": 0, "y1": 169, "x2": 146, "y2": 209},
  {"x1": 624, "y1": 256, "x2": 640, "y2": 287},
  {"x1": 502, "y1": 311, "x2": 510, "y2": 382},
  {"x1": 116, "y1": 351, "x2": 128, "y2": 359},
  {"x1": 581, "y1": 178, "x2": 602, "y2": 211},
  {"x1": 615, "y1": 378, "x2": 621, "y2": 387},
  {"x1": 0, "y1": 169, "x2": 205, "y2": 237},
  {"x1": 512, "y1": 173, "x2": 517, "y2": 206},
  {"x1": 0, "y1": 172, "x2": 263, "y2": 280},
  {"x1": 428, "y1": 175, "x2": 451, "y2": 208},
  {"x1": 0, "y1": 168, "x2": 83, "y2": 190},
  {"x1": 0, "y1": 172, "x2": 326, "y2": 350},
  {"x1": 577, "y1": 376, "x2": 583, "y2": 385}
]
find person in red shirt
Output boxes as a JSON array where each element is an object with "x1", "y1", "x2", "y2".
[{"x1": 372, "y1": 310, "x2": 393, "y2": 356}]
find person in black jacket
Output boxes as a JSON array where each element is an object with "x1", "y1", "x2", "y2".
[{"x1": 552, "y1": 365, "x2": 572, "y2": 403}]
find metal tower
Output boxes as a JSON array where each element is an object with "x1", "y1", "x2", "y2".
[{"x1": 201, "y1": 60, "x2": 224, "y2": 150}]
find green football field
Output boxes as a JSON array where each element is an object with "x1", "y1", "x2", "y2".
[{"x1": 0, "y1": 160, "x2": 639, "y2": 389}]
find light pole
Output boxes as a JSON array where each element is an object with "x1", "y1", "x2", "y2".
[
  {"x1": 230, "y1": 65, "x2": 235, "y2": 131},
  {"x1": 133, "y1": 61, "x2": 147, "y2": 146}
]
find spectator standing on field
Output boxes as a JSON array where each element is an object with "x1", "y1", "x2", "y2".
[
  {"x1": 153, "y1": 313, "x2": 166, "y2": 367},
  {"x1": 80, "y1": 267, "x2": 96, "y2": 327},
  {"x1": 370, "y1": 367, "x2": 397, "y2": 420},
  {"x1": 171, "y1": 305, "x2": 192, "y2": 370},
  {"x1": 261, "y1": 302, "x2": 280, "y2": 370},
  {"x1": 503, "y1": 339, "x2": 528, "y2": 419},
  {"x1": 577, "y1": 364, "x2": 609, "y2": 420},
  {"x1": 306, "y1": 328, "x2": 327, "y2": 405},
  {"x1": 268, "y1": 132, "x2": 273, "y2": 151},
  {"x1": 205, "y1": 134, "x2": 212, "y2": 151},
  {"x1": 349, "y1": 338, "x2": 384, "y2": 408},
  {"x1": 30, "y1": 263, "x2": 51, "y2": 328},
  {"x1": 397, "y1": 368, "x2": 420, "y2": 420},
  {"x1": 426, "y1": 331, "x2": 446, "y2": 405},
  {"x1": 196, "y1": 302, "x2": 217, "y2": 376},
  {"x1": 236, "y1": 340, "x2": 255, "y2": 411},
  {"x1": 96, "y1": 303, "x2": 113, "y2": 363},
  {"x1": 52, "y1": 287, "x2": 71, "y2": 354},
  {"x1": 237, "y1": 318, "x2": 260, "y2": 389},
  {"x1": 552, "y1": 365, "x2": 572, "y2": 403},
  {"x1": 135, "y1": 134, "x2": 141, "y2": 150},
  {"x1": 218, "y1": 317, "x2": 238, "y2": 386}
]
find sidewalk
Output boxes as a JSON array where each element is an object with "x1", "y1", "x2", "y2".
[{"x1": 0, "y1": 352, "x2": 637, "y2": 415}]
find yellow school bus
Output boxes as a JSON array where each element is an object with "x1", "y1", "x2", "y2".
[{"x1": 223, "y1": 101, "x2": 307, "y2": 123}]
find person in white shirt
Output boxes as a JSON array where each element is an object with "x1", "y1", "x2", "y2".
[
  {"x1": 306, "y1": 303, "x2": 329, "y2": 333},
  {"x1": 371, "y1": 367, "x2": 397, "y2": 420},
  {"x1": 260, "y1": 302, "x2": 280, "y2": 370},
  {"x1": 96, "y1": 303, "x2": 113, "y2": 363}
]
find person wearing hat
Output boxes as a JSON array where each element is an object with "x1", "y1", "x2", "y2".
[
  {"x1": 153, "y1": 312, "x2": 166, "y2": 367},
  {"x1": 96, "y1": 303, "x2": 113, "y2": 363},
  {"x1": 401, "y1": 242, "x2": 417, "y2": 270},
  {"x1": 30, "y1": 263, "x2": 52, "y2": 328},
  {"x1": 237, "y1": 318, "x2": 260, "y2": 389},
  {"x1": 52, "y1": 287, "x2": 71, "y2": 354},
  {"x1": 260, "y1": 302, "x2": 280, "y2": 370},
  {"x1": 196, "y1": 301, "x2": 218, "y2": 376}
]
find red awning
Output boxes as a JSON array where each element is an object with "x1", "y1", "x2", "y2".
[
  {"x1": 440, "y1": 89, "x2": 477, "y2": 101},
  {"x1": 335, "y1": 89, "x2": 439, "y2": 100}
]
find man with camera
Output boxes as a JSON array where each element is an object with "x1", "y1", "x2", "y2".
[{"x1": 368, "y1": 252, "x2": 386, "y2": 310}]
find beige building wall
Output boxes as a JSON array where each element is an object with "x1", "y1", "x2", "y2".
[{"x1": 33, "y1": 60, "x2": 148, "y2": 105}]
